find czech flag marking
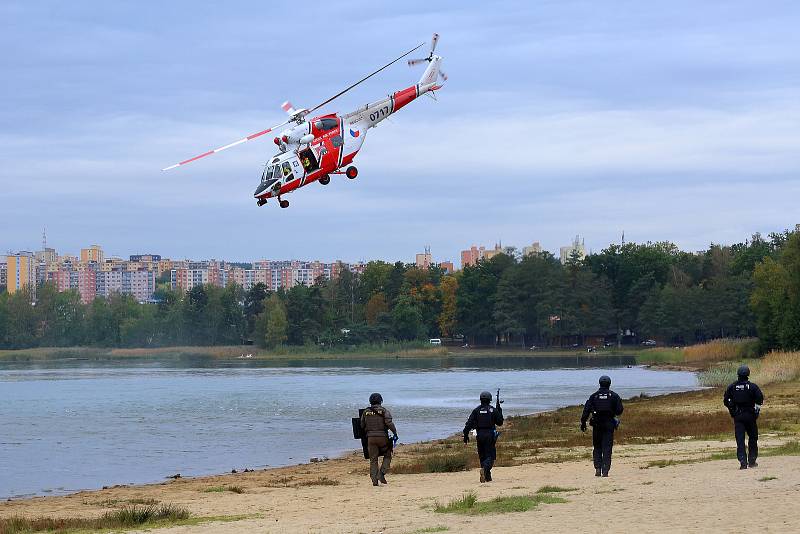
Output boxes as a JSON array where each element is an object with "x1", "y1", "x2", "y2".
[{"x1": 350, "y1": 129, "x2": 360, "y2": 138}]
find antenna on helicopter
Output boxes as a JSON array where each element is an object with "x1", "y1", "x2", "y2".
[{"x1": 407, "y1": 33, "x2": 448, "y2": 81}]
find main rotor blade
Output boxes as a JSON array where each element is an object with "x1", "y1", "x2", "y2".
[
  {"x1": 306, "y1": 42, "x2": 424, "y2": 115},
  {"x1": 430, "y1": 33, "x2": 439, "y2": 54},
  {"x1": 407, "y1": 58, "x2": 427, "y2": 66},
  {"x1": 161, "y1": 119, "x2": 291, "y2": 171}
]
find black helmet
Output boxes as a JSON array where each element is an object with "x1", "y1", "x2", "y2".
[
  {"x1": 737, "y1": 365, "x2": 750, "y2": 379},
  {"x1": 479, "y1": 391, "x2": 492, "y2": 403},
  {"x1": 369, "y1": 392, "x2": 383, "y2": 405},
  {"x1": 599, "y1": 375, "x2": 612, "y2": 388}
]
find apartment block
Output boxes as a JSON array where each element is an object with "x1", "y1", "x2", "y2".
[
  {"x1": 0, "y1": 256, "x2": 7, "y2": 289},
  {"x1": 6, "y1": 251, "x2": 36, "y2": 297},
  {"x1": 80, "y1": 245, "x2": 104, "y2": 264},
  {"x1": 560, "y1": 235, "x2": 586, "y2": 264}
]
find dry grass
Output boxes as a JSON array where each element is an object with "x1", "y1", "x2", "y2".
[
  {"x1": 682, "y1": 338, "x2": 759, "y2": 363},
  {"x1": 0, "y1": 504, "x2": 189, "y2": 534},
  {"x1": 699, "y1": 350, "x2": 800, "y2": 386},
  {"x1": 202, "y1": 485, "x2": 244, "y2": 494},
  {"x1": 394, "y1": 375, "x2": 800, "y2": 475},
  {"x1": 263, "y1": 476, "x2": 340, "y2": 488}
]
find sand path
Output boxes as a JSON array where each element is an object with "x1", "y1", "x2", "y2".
[{"x1": 2, "y1": 436, "x2": 798, "y2": 533}]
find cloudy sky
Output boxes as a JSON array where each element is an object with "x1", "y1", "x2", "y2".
[{"x1": 1, "y1": 1, "x2": 799, "y2": 263}]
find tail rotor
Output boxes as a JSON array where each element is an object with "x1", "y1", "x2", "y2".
[{"x1": 407, "y1": 33, "x2": 447, "y2": 83}]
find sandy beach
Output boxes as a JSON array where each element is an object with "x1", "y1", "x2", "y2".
[{"x1": 2, "y1": 432, "x2": 798, "y2": 533}]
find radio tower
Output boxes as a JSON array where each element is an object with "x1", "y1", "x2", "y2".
[{"x1": 42, "y1": 227, "x2": 47, "y2": 251}]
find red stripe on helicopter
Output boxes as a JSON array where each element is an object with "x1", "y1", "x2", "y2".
[
  {"x1": 392, "y1": 85, "x2": 418, "y2": 112},
  {"x1": 246, "y1": 129, "x2": 272, "y2": 140}
]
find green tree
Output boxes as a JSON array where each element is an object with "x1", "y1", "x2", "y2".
[
  {"x1": 392, "y1": 295, "x2": 423, "y2": 340},
  {"x1": 437, "y1": 276, "x2": 458, "y2": 337},
  {"x1": 264, "y1": 293, "x2": 288, "y2": 348}
]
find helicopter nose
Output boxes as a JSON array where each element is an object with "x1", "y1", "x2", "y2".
[{"x1": 254, "y1": 178, "x2": 278, "y2": 197}]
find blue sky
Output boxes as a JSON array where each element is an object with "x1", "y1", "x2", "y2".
[{"x1": 1, "y1": 1, "x2": 799, "y2": 263}]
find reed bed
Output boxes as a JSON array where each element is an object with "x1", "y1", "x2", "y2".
[
  {"x1": 698, "y1": 350, "x2": 800, "y2": 386},
  {"x1": 682, "y1": 338, "x2": 759, "y2": 363}
]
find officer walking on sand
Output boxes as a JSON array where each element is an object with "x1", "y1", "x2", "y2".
[
  {"x1": 724, "y1": 365, "x2": 764, "y2": 470},
  {"x1": 581, "y1": 375, "x2": 624, "y2": 477},
  {"x1": 360, "y1": 393, "x2": 398, "y2": 486},
  {"x1": 463, "y1": 391, "x2": 504, "y2": 483}
]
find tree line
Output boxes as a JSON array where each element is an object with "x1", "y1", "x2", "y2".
[{"x1": 1, "y1": 228, "x2": 799, "y2": 352}]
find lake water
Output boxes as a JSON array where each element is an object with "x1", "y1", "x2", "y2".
[{"x1": 0, "y1": 355, "x2": 700, "y2": 498}]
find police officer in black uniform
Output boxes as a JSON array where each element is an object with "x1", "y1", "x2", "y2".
[
  {"x1": 723, "y1": 365, "x2": 764, "y2": 469},
  {"x1": 580, "y1": 375, "x2": 623, "y2": 477},
  {"x1": 463, "y1": 391, "x2": 504, "y2": 482}
]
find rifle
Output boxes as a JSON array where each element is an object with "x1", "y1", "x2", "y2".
[{"x1": 496, "y1": 388, "x2": 504, "y2": 409}]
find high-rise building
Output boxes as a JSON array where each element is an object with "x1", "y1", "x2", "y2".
[
  {"x1": 35, "y1": 247, "x2": 57, "y2": 264},
  {"x1": 483, "y1": 243, "x2": 504, "y2": 261},
  {"x1": 523, "y1": 241, "x2": 542, "y2": 257},
  {"x1": 560, "y1": 235, "x2": 586, "y2": 264},
  {"x1": 6, "y1": 252, "x2": 36, "y2": 297},
  {"x1": 0, "y1": 256, "x2": 7, "y2": 290},
  {"x1": 439, "y1": 261, "x2": 454, "y2": 274},
  {"x1": 74, "y1": 270, "x2": 97, "y2": 304},
  {"x1": 80, "y1": 245, "x2": 104, "y2": 264},
  {"x1": 416, "y1": 247, "x2": 432, "y2": 270},
  {"x1": 460, "y1": 245, "x2": 486, "y2": 268}
]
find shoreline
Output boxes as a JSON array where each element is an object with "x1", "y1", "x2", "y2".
[
  {"x1": 0, "y1": 344, "x2": 657, "y2": 363},
  {"x1": 2, "y1": 372, "x2": 704, "y2": 502},
  {"x1": 3, "y1": 375, "x2": 798, "y2": 532}
]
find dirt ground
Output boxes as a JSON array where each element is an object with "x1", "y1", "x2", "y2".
[{"x1": 2, "y1": 434, "x2": 798, "y2": 534}]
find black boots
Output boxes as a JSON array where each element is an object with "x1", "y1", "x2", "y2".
[{"x1": 595, "y1": 468, "x2": 602, "y2": 477}]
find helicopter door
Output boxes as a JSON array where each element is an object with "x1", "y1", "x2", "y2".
[{"x1": 298, "y1": 148, "x2": 319, "y2": 172}]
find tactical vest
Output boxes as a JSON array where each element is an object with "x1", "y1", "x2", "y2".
[
  {"x1": 362, "y1": 406, "x2": 388, "y2": 434},
  {"x1": 476, "y1": 405, "x2": 496, "y2": 430},
  {"x1": 592, "y1": 390, "x2": 613, "y2": 415},
  {"x1": 731, "y1": 382, "x2": 754, "y2": 407}
]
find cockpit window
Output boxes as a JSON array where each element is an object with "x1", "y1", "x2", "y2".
[
  {"x1": 262, "y1": 165, "x2": 274, "y2": 182},
  {"x1": 281, "y1": 161, "x2": 294, "y2": 180},
  {"x1": 316, "y1": 118, "x2": 338, "y2": 131}
]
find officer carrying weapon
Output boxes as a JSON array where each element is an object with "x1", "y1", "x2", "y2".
[
  {"x1": 360, "y1": 393, "x2": 398, "y2": 486},
  {"x1": 463, "y1": 390, "x2": 504, "y2": 483},
  {"x1": 580, "y1": 375, "x2": 623, "y2": 477},
  {"x1": 723, "y1": 365, "x2": 764, "y2": 469}
]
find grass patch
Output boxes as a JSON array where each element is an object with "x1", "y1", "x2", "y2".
[
  {"x1": 434, "y1": 491, "x2": 566, "y2": 515},
  {"x1": 536, "y1": 485, "x2": 577, "y2": 493},
  {"x1": 264, "y1": 476, "x2": 340, "y2": 488},
  {"x1": 394, "y1": 451, "x2": 476, "y2": 474},
  {"x1": 641, "y1": 458, "x2": 702, "y2": 469},
  {"x1": 758, "y1": 476, "x2": 778, "y2": 482},
  {"x1": 293, "y1": 477, "x2": 340, "y2": 487},
  {"x1": 94, "y1": 497, "x2": 159, "y2": 507},
  {"x1": 203, "y1": 485, "x2": 244, "y2": 494},
  {"x1": 0, "y1": 504, "x2": 189, "y2": 533}
]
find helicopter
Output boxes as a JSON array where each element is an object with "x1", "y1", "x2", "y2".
[{"x1": 162, "y1": 34, "x2": 446, "y2": 209}]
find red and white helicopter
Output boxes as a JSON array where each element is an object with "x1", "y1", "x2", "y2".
[{"x1": 162, "y1": 34, "x2": 446, "y2": 208}]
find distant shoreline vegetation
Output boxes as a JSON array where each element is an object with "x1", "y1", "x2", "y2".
[{"x1": 1, "y1": 228, "x2": 799, "y2": 355}]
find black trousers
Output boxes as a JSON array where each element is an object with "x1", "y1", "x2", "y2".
[
  {"x1": 592, "y1": 423, "x2": 615, "y2": 473},
  {"x1": 476, "y1": 432, "x2": 496, "y2": 471},
  {"x1": 733, "y1": 412, "x2": 758, "y2": 466}
]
